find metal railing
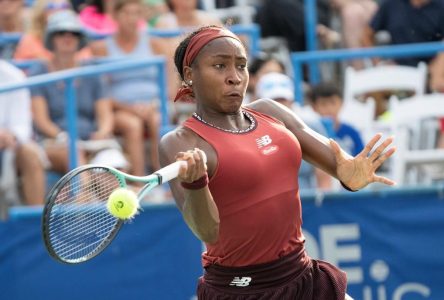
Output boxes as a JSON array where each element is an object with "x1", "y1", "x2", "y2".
[
  {"x1": 0, "y1": 57, "x2": 168, "y2": 170},
  {"x1": 0, "y1": 24, "x2": 261, "y2": 57}
]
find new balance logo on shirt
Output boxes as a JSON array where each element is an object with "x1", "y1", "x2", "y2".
[
  {"x1": 256, "y1": 135, "x2": 279, "y2": 155},
  {"x1": 256, "y1": 135, "x2": 272, "y2": 148},
  {"x1": 229, "y1": 276, "x2": 252, "y2": 287}
]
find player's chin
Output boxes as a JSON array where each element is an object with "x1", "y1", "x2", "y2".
[{"x1": 222, "y1": 97, "x2": 244, "y2": 113}]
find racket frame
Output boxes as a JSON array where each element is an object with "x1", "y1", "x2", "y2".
[{"x1": 41, "y1": 160, "x2": 186, "y2": 264}]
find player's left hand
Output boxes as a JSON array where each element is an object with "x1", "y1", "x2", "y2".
[{"x1": 330, "y1": 133, "x2": 396, "y2": 191}]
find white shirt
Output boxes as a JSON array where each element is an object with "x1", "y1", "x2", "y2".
[{"x1": 0, "y1": 60, "x2": 32, "y2": 143}]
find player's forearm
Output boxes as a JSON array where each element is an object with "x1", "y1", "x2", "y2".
[{"x1": 182, "y1": 187, "x2": 220, "y2": 244}]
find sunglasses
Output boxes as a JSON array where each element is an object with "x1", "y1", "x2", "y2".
[{"x1": 45, "y1": 2, "x2": 70, "y2": 11}]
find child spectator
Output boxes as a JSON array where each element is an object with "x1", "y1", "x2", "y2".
[
  {"x1": 256, "y1": 72, "x2": 333, "y2": 191},
  {"x1": 309, "y1": 82, "x2": 365, "y2": 156}
]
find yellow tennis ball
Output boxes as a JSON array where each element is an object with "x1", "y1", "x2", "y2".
[{"x1": 107, "y1": 188, "x2": 139, "y2": 220}]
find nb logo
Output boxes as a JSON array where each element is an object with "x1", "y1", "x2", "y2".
[
  {"x1": 256, "y1": 135, "x2": 272, "y2": 148},
  {"x1": 229, "y1": 276, "x2": 252, "y2": 287}
]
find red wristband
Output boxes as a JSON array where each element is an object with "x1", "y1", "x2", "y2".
[{"x1": 181, "y1": 173, "x2": 209, "y2": 190}]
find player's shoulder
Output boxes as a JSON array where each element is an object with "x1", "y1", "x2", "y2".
[
  {"x1": 246, "y1": 98, "x2": 288, "y2": 121},
  {"x1": 159, "y1": 125, "x2": 204, "y2": 165},
  {"x1": 160, "y1": 125, "x2": 200, "y2": 150}
]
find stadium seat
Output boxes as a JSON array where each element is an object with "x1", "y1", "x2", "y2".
[
  {"x1": 343, "y1": 63, "x2": 427, "y2": 103},
  {"x1": 387, "y1": 94, "x2": 444, "y2": 185},
  {"x1": 340, "y1": 63, "x2": 428, "y2": 143}
]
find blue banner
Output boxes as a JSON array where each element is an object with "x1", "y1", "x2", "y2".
[
  {"x1": 0, "y1": 204, "x2": 203, "y2": 300},
  {"x1": 301, "y1": 188, "x2": 444, "y2": 300},
  {"x1": 1, "y1": 188, "x2": 443, "y2": 300}
]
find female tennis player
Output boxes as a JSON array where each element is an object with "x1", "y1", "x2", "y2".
[{"x1": 159, "y1": 25, "x2": 396, "y2": 300}]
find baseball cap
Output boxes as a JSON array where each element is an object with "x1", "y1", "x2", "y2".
[{"x1": 255, "y1": 72, "x2": 295, "y2": 101}]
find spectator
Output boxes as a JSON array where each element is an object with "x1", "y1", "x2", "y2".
[
  {"x1": 247, "y1": 53, "x2": 286, "y2": 102},
  {"x1": 309, "y1": 82, "x2": 365, "y2": 157},
  {"x1": 329, "y1": 0, "x2": 377, "y2": 49},
  {"x1": 79, "y1": 0, "x2": 146, "y2": 35},
  {"x1": 90, "y1": 0, "x2": 171, "y2": 173},
  {"x1": 0, "y1": 0, "x2": 25, "y2": 59},
  {"x1": 31, "y1": 10, "x2": 126, "y2": 174},
  {"x1": 154, "y1": 0, "x2": 222, "y2": 79},
  {"x1": 0, "y1": 0, "x2": 24, "y2": 33},
  {"x1": 14, "y1": 0, "x2": 91, "y2": 61},
  {"x1": 0, "y1": 59, "x2": 46, "y2": 206},
  {"x1": 155, "y1": 0, "x2": 221, "y2": 30},
  {"x1": 327, "y1": 0, "x2": 378, "y2": 69},
  {"x1": 430, "y1": 52, "x2": 444, "y2": 93},
  {"x1": 362, "y1": 0, "x2": 444, "y2": 67},
  {"x1": 429, "y1": 53, "x2": 444, "y2": 149},
  {"x1": 142, "y1": 0, "x2": 169, "y2": 28},
  {"x1": 78, "y1": 0, "x2": 117, "y2": 35},
  {"x1": 255, "y1": 0, "x2": 333, "y2": 52},
  {"x1": 256, "y1": 72, "x2": 333, "y2": 191}
]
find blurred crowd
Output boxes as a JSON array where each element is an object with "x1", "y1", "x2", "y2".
[{"x1": 1, "y1": 0, "x2": 444, "y2": 208}]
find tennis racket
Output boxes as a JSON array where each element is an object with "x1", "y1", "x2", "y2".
[{"x1": 42, "y1": 155, "x2": 202, "y2": 264}]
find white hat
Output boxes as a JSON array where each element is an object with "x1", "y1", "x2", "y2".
[
  {"x1": 256, "y1": 72, "x2": 294, "y2": 101},
  {"x1": 44, "y1": 10, "x2": 88, "y2": 51}
]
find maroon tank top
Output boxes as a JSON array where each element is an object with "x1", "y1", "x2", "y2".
[{"x1": 183, "y1": 107, "x2": 305, "y2": 267}]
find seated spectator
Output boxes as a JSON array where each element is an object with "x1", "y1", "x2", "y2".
[
  {"x1": 79, "y1": 0, "x2": 146, "y2": 35},
  {"x1": 255, "y1": 72, "x2": 333, "y2": 191},
  {"x1": 90, "y1": 0, "x2": 172, "y2": 173},
  {"x1": 155, "y1": 0, "x2": 221, "y2": 30},
  {"x1": 327, "y1": 0, "x2": 378, "y2": 69},
  {"x1": 329, "y1": 0, "x2": 377, "y2": 49},
  {"x1": 30, "y1": 10, "x2": 126, "y2": 173},
  {"x1": 0, "y1": 59, "x2": 46, "y2": 206},
  {"x1": 154, "y1": 0, "x2": 222, "y2": 81},
  {"x1": 429, "y1": 53, "x2": 444, "y2": 149},
  {"x1": 14, "y1": 0, "x2": 90, "y2": 61},
  {"x1": 362, "y1": 0, "x2": 444, "y2": 67},
  {"x1": 0, "y1": 0, "x2": 24, "y2": 33},
  {"x1": 309, "y1": 82, "x2": 365, "y2": 157},
  {"x1": 142, "y1": 0, "x2": 169, "y2": 28},
  {"x1": 0, "y1": 0, "x2": 25, "y2": 59},
  {"x1": 255, "y1": 0, "x2": 333, "y2": 52},
  {"x1": 430, "y1": 52, "x2": 444, "y2": 93},
  {"x1": 78, "y1": 0, "x2": 117, "y2": 35},
  {"x1": 247, "y1": 53, "x2": 286, "y2": 102}
]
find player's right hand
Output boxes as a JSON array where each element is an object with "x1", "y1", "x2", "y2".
[{"x1": 175, "y1": 148, "x2": 207, "y2": 183}]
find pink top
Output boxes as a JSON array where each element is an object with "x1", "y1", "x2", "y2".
[
  {"x1": 79, "y1": 6, "x2": 117, "y2": 35},
  {"x1": 184, "y1": 108, "x2": 305, "y2": 267},
  {"x1": 79, "y1": 6, "x2": 147, "y2": 35}
]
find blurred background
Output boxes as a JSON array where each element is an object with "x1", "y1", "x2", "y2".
[{"x1": 0, "y1": 0, "x2": 444, "y2": 299}]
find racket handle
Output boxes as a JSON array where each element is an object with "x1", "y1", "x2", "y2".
[
  {"x1": 156, "y1": 151, "x2": 207, "y2": 184},
  {"x1": 156, "y1": 161, "x2": 186, "y2": 183}
]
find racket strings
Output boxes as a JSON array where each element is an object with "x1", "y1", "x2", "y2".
[{"x1": 47, "y1": 168, "x2": 122, "y2": 262}]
